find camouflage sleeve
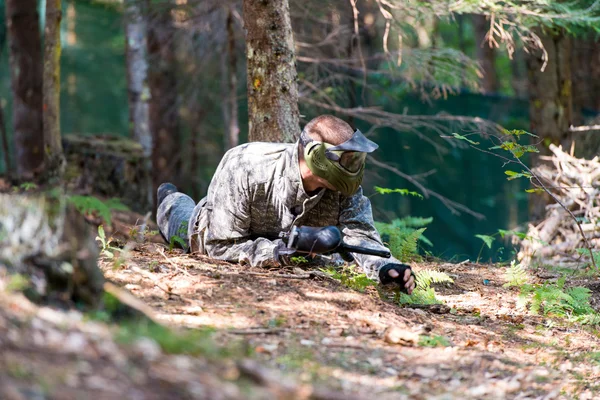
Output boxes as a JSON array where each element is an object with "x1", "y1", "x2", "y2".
[
  {"x1": 338, "y1": 187, "x2": 401, "y2": 281},
  {"x1": 203, "y1": 155, "x2": 282, "y2": 268}
]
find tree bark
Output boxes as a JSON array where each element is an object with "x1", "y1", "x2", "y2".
[
  {"x1": 526, "y1": 28, "x2": 573, "y2": 221},
  {"x1": 222, "y1": 6, "x2": 240, "y2": 151},
  {"x1": 473, "y1": 14, "x2": 498, "y2": 94},
  {"x1": 242, "y1": 0, "x2": 300, "y2": 143},
  {"x1": 0, "y1": 103, "x2": 11, "y2": 177},
  {"x1": 43, "y1": 0, "x2": 65, "y2": 181},
  {"x1": 125, "y1": 0, "x2": 151, "y2": 157},
  {"x1": 6, "y1": 0, "x2": 44, "y2": 181},
  {"x1": 147, "y1": 1, "x2": 180, "y2": 209}
]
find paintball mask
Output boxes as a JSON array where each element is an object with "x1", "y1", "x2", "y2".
[{"x1": 300, "y1": 128, "x2": 378, "y2": 196}]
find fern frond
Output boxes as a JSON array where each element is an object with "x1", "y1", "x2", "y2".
[
  {"x1": 503, "y1": 260, "x2": 529, "y2": 288},
  {"x1": 415, "y1": 269, "x2": 453, "y2": 290},
  {"x1": 399, "y1": 287, "x2": 441, "y2": 305}
]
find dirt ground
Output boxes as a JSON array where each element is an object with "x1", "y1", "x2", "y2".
[{"x1": 2, "y1": 212, "x2": 600, "y2": 399}]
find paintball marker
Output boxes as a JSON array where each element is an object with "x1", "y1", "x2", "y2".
[{"x1": 281, "y1": 225, "x2": 391, "y2": 262}]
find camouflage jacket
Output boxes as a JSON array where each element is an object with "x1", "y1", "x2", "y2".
[{"x1": 188, "y1": 142, "x2": 400, "y2": 280}]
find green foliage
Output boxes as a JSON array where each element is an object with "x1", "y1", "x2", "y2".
[
  {"x1": 5, "y1": 274, "x2": 30, "y2": 292},
  {"x1": 504, "y1": 170, "x2": 533, "y2": 180},
  {"x1": 513, "y1": 276, "x2": 600, "y2": 325},
  {"x1": 475, "y1": 234, "x2": 495, "y2": 249},
  {"x1": 576, "y1": 248, "x2": 600, "y2": 269},
  {"x1": 290, "y1": 256, "x2": 309, "y2": 264},
  {"x1": 321, "y1": 266, "x2": 376, "y2": 293},
  {"x1": 398, "y1": 269, "x2": 453, "y2": 305},
  {"x1": 374, "y1": 186, "x2": 424, "y2": 200},
  {"x1": 168, "y1": 235, "x2": 187, "y2": 252},
  {"x1": 68, "y1": 195, "x2": 129, "y2": 226},
  {"x1": 12, "y1": 182, "x2": 38, "y2": 192},
  {"x1": 375, "y1": 217, "x2": 433, "y2": 261},
  {"x1": 503, "y1": 260, "x2": 530, "y2": 288},
  {"x1": 450, "y1": 133, "x2": 479, "y2": 145},
  {"x1": 95, "y1": 225, "x2": 128, "y2": 268},
  {"x1": 418, "y1": 335, "x2": 451, "y2": 348},
  {"x1": 115, "y1": 319, "x2": 219, "y2": 357}
]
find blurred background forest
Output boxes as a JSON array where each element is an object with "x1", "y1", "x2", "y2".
[{"x1": 1, "y1": 0, "x2": 599, "y2": 261}]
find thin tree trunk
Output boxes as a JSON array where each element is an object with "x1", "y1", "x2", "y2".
[
  {"x1": 125, "y1": 0, "x2": 152, "y2": 210},
  {"x1": 43, "y1": 0, "x2": 65, "y2": 180},
  {"x1": 0, "y1": 104, "x2": 11, "y2": 177},
  {"x1": 222, "y1": 6, "x2": 239, "y2": 151},
  {"x1": 242, "y1": 0, "x2": 300, "y2": 143},
  {"x1": 147, "y1": 0, "x2": 180, "y2": 209},
  {"x1": 473, "y1": 14, "x2": 498, "y2": 93},
  {"x1": 6, "y1": 0, "x2": 44, "y2": 181},
  {"x1": 125, "y1": 0, "x2": 151, "y2": 157},
  {"x1": 526, "y1": 29, "x2": 573, "y2": 221}
]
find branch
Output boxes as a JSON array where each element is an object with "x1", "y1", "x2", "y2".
[
  {"x1": 367, "y1": 156, "x2": 486, "y2": 220},
  {"x1": 569, "y1": 124, "x2": 600, "y2": 132}
]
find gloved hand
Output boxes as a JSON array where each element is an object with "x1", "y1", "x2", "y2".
[{"x1": 379, "y1": 263, "x2": 416, "y2": 294}]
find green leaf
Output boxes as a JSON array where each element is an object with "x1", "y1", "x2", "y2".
[
  {"x1": 525, "y1": 188, "x2": 545, "y2": 194},
  {"x1": 504, "y1": 170, "x2": 532, "y2": 181},
  {"x1": 475, "y1": 234, "x2": 495, "y2": 249},
  {"x1": 374, "y1": 186, "x2": 424, "y2": 199},
  {"x1": 450, "y1": 133, "x2": 479, "y2": 145}
]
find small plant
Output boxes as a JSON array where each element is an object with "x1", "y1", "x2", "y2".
[
  {"x1": 68, "y1": 195, "x2": 129, "y2": 226},
  {"x1": 398, "y1": 269, "x2": 453, "y2": 305},
  {"x1": 169, "y1": 235, "x2": 187, "y2": 252},
  {"x1": 418, "y1": 335, "x2": 451, "y2": 347},
  {"x1": 96, "y1": 225, "x2": 129, "y2": 268},
  {"x1": 321, "y1": 265, "x2": 376, "y2": 292},
  {"x1": 5, "y1": 274, "x2": 30, "y2": 292},
  {"x1": 13, "y1": 182, "x2": 38, "y2": 192},
  {"x1": 514, "y1": 277, "x2": 600, "y2": 325},
  {"x1": 503, "y1": 260, "x2": 530, "y2": 288},
  {"x1": 375, "y1": 216, "x2": 433, "y2": 262}
]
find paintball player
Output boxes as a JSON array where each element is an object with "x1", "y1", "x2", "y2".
[{"x1": 157, "y1": 115, "x2": 415, "y2": 294}]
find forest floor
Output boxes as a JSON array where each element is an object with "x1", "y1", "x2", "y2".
[{"x1": 2, "y1": 210, "x2": 600, "y2": 399}]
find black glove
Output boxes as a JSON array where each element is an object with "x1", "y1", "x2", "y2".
[{"x1": 379, "y1": 263, "x2": 415, "y2": 293}]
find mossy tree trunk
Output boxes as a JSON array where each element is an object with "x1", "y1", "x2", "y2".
[
  {"x1": 242, "y1": 0, "x2": 300, "y2": 143},
  {"x1": 147, "y1": 0, "x2": 180, "y2": 209},
  {"x1": 526, "y1": 28, "x2": 573, "y2": 221},
  {"x1": 125, "y1": 0, "x2": 152, "y2": 209},
  {"x1": 6, "y1": 0, "x2": 44, "y2": 181},
  {"x1": 125, "y1": 0, "x2": 151, "y2": 157},
  {"x1": 43, "y1": 0, "x2": 66, "y2": 180}
]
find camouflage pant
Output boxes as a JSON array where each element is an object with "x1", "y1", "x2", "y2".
[{"x1": 156, "y1": 192, "x2": 203, "y2": 251}]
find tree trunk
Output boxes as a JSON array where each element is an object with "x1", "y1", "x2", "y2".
[
  {"x1": 222, "y1": 6, "x2": 240, "y2": 151},
  {"x1": 125, "y1": 0, "x2": 151, "y2": 157},
  {"x1": 147, "y1": 1, "x2": 180, "y2": 210},
  {"x1": 473, "y1": 14, "x2": 498, "y2": 94},
  {"x1": 526, "y1": 29, "x2": 573, "y2": 221},
  {"x1": 6, "y1": 0, "x2": 44, "y2": 181},
  {"x1": 0, "y1": 104, "x2": 11, "y2": 177},
  {"x1": 43, "y1": 0, "x2": 65, "y2": 181},
  {"x1": 242, "y1": 0, "x2": 300, "y2": 143},
  {"x1": 570, "y1": 35, "x2": 600, "y2": 159},
  {"x1": 125, "y1": 0, "x2": 152, "y2": 209}
]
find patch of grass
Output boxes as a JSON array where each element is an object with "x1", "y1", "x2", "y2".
[
  {"x1": 321, "y1": 265, "x2": 376, "y2": 293},
  {"x1": 267, "y1": 315, "x2": 287, "y2": 328},
  {"x1": 115, "y1": 319, "x2": 219, "y2": 357},
  {"x1": 418, "y1": 335, "x2": 451, "y2": 348},
  {"x1": 5, "y1": 274, "x2": 30, "y2": 292}
]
